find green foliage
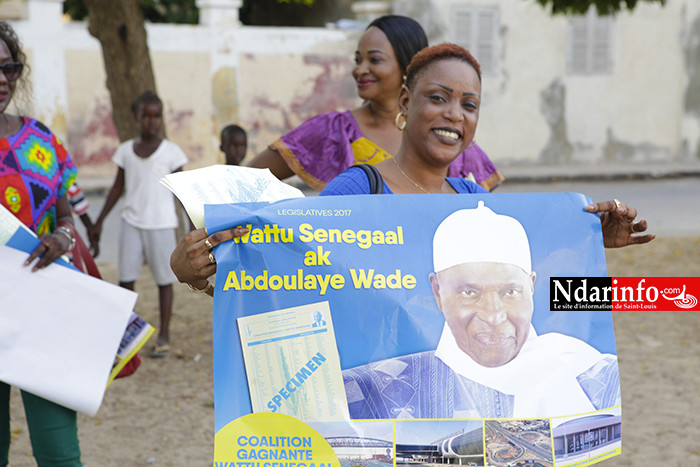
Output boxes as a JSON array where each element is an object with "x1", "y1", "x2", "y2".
[
  {"x1": 277, "y1": 0, "x2": 316, "y2": 5},
  {"x1": 64, "y1": 0, "x2": 667, "y2": 25},
  {"x1": 63, "y1": 0, "x2": 88, "y2": 20},
  {"x1": 142, "y1": 0, "x2": 198, "y2": 24},
  {"x1": 534, "y1": 0, "x2": 666, "y2": 15},
  {"x1": 63, "y1": 0, "x2": 198, "y2": 24},
  {"x1": 241, "y1": 0, "x2": 350, "y2": 27},
  {"x1": 65, "y1": 0, "x2": 345, "y2": 28}
]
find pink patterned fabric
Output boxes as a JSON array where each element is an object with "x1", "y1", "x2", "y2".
[{"x1": 270, "y1": 110, "x2": 504, "y2": 191}]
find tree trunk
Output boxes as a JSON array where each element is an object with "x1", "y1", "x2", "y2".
[{"x1": 84, "y1": 0, "x2": 160, "y2": 142}]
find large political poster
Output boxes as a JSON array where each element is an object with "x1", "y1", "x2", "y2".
[{"x1": 207, "y1": 193, "x2": 621, "y2": 467}]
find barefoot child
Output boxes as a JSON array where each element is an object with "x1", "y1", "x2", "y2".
[{"x1": 90, "y1": 91, "x2": 187, "y2": 358}]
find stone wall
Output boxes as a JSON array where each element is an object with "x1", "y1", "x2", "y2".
[{"x1": 3, "y1": 0, "x2": 698, "y2": 178}]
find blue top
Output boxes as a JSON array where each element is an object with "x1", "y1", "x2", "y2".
[{"x1": 320, "y1": 166, "x2": 488, "y2": 196}]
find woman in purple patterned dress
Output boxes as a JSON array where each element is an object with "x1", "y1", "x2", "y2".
[{"x1": 247, "y1": 15, "x2": 504, "y2": 192}]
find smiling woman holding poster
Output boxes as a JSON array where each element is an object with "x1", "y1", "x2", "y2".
[{"x1": 169, "y1": 42, "x2": 659, "y2": 467}]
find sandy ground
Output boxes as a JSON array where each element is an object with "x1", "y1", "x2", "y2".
[{"x1": 7, "y1": 236, "x2": 700, "y2": 466}]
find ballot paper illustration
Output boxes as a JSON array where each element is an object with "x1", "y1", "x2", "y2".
[{"x1": 237, "y1": 301, "x2": 349, "y2": 422}]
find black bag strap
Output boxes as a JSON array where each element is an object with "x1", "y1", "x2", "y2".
[{"x1": 354, "y1": 163, "x2": 384, "y2": 194}]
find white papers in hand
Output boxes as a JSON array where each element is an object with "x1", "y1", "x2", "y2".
[
  {"x1": 160, "y1": 165, "x2": 304, "y2": 229},
  {"x1": 0, "y1": 245, "x2": 136, "y2": 416}
]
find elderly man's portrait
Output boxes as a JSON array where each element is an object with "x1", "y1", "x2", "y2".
[
  {"x1": 312, "y1": 310, "x2": 327, "y2": 327},
  {"x1": 343, "y1": 201, "x2": 619, "y2": 420}
]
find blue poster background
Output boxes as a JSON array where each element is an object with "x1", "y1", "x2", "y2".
[{"x1": 206, "y1": 193, "x2": 610, "y2": 433}]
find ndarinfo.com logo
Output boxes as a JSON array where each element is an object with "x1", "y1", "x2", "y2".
[{"x1": 550, "y1": 277, "x2": 698, "y2": 311}]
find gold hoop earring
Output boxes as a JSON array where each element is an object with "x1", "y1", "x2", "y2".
[
  {"x1": 466, "y1": 139, "x2": 476, "y2": 149},
  {"x1": 395, "y1": 112, "x2": 406, "y2": 131}
]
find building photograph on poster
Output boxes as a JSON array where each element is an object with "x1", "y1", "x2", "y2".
[
  {"x1": 308, "y1": 421, "x2": 393, "y2": 467},
  {"x1": 551, "y1": 407, "x2": 622, "y2": 466},
  {"x1": 395, "y1": 420, "x2": 484, "y2": 466}
]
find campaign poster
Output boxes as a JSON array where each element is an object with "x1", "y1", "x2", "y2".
[{"x1": 207, "y1": 193, "x2": 621, "y2": 467}]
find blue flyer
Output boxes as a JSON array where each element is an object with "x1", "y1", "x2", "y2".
[{"x1": 207, "y1": 193, "x2": 621, "y2": 467}]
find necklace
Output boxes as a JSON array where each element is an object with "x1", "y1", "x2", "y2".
[{"x1": 392, "y1": 157, "x2": 431, "y2": 194}]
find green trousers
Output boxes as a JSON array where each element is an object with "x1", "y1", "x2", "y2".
[{"x1": 0, "y1": 382, "x2": 81, "y2": 466}]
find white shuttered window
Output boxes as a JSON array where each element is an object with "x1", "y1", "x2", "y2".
[
  {"x1": 569, "y1": 9, "x2": 613, "y2": 74},
  {"x1": 452, "y1": 7, "x2": 499, "y2": 75}
]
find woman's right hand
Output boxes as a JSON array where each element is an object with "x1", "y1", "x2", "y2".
[{"x1": 170, "y1": 226, "x2": 250, "y2": 285}]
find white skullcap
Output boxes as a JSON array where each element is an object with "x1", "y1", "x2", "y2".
[{"x1": 433, "y1": 201, "x2": 531, "y2": 273}]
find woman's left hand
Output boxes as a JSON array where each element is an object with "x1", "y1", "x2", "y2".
[
  {"x1": 585, "y1": 199, "x2": 655, "y2": 248},
  {"x1": 170, "y1": 226, "x2": 250, "y2": 285},
  {"x1": 24, "y1": 231, "x2": 72, "y2": 271}
]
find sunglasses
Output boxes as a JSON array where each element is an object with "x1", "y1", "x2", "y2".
[{"x1": 0, "y1": 62, "x2": 23, "y2": 82}]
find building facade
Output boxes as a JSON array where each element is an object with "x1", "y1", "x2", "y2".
[
  {"x1": 552, "y1": 414, "x2": 622, "y2": 459},
  {"x1": 3, "y1": 0, "x2": 699, "y2": 178}
]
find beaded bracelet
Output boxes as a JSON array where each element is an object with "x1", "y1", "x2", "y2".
[{"x1": 55, "y1": 226, "x2": 76, "y2": 251}]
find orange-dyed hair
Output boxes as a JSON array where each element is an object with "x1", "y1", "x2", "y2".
[{"x1": 405, "y1": 43, "x2": 481, "y2": 89}]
